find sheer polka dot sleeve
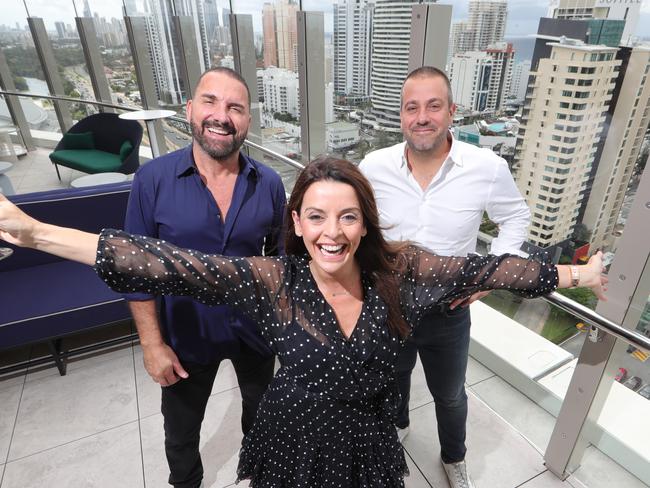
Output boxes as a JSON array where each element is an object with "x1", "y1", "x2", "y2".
[
  {"x1": 95, "y1": 229, "x2": 286, "y2": 324},
  {"x1": 401, "y1": 248, "x2": 559, "y2": 315}
]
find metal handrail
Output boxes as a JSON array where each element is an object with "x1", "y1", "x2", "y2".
[
  {"x1": 0, "y1": 89, "x2": 306, "y2": 171},
  {"x1": 545, "y1": 291, "x2": 650, "y2": 352},
  {"x1": 0, "y1": 89, "x2": 138, "y2": 112},
  {"x1": 3, "y1": 89, "x2": 649, "y2": 354}
]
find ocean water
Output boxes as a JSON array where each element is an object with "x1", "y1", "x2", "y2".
[{"x1": 505, "y1": 35, "x2": 536, "y2": 64}]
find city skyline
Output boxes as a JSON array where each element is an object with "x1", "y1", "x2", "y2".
[{"x1": 3, "y1": 0, "x2": 650, "y2": 38}]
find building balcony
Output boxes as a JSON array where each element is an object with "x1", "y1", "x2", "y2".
[{"x1": 1, "y1": 133, "x2": 649, "y2": 488}]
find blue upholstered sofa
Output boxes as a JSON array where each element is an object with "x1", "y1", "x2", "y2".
[{"x1": 0, "y1": 182, "x2": 133, "y2": 375}]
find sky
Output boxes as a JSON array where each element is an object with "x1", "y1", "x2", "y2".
[{"x1": 3, "y1": 0, "x2": 650, "y2": 38}]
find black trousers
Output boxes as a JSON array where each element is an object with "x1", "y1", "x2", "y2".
[
  {"x1": 161, "y1": 343, "x2": 275, "y2": 488},
  {"x1": 396, "y1": 307, "x2": 471, "y2": 464}
]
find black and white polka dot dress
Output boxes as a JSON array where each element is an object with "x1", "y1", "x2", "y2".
[{"x1": 95, "y1": 229, "x2": 558, "y2": 488}]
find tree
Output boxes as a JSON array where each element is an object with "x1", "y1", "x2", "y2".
[
  {"x1": 572, "y1": 223, "x2": 591, "y2": 244},
  {"x1": 13, "y1": 76, "x2": 28, "y2": 91}
]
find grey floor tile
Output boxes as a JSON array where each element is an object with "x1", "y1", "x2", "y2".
[
  {"x1": 466, "y1": 355, "x2": 495, "y2": 386},
  {"x1": 141, "y1": 387, "x2": 243, "y2": 488},
  {"x1": 404, "y1": 394, "x2": 547, "y2": 488},
  {"x1": 0, "y1": 383, "x2": 23, "y2": 463},
  {"x1": 404, "y1": 452, "x2": 433, "y2": 488},
  {"x1": 565, "y1": 474, "x2": 588, "y2": 488},
  {"x1": 0, "y1": 346, "x2": 30, "y2": 385},
  {"x1": 25, "y1": 340, "x2": 134, "y2": 383},
  {"x1": 9, "y1": 350, "x2": 137, "y2": 460},
  {"x1": 132, "y1": 347, "x2": 163, "y2": 420},
  {"x1": 570, "y1": 444, "x2": 648, "y2": 488},
  {"x1": 517, "y1": 470, "x2": 572, "y2": 487},
  {"x1": 1, "y1": 421, "x2": 143, "y2": 488},
  {"x1": 210, "y1": 360, "x2": 238, "y2": 395},
  {"x1": 469, "y1": 376, "x2": 556, "y2": 452},
  {"x1": 0, "y1": 463, "x2": 4, "y2": 484}
]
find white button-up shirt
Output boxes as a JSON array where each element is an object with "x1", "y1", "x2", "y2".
[{"x1": 359, "y1": 136, "x2": 530, "y2": 257}]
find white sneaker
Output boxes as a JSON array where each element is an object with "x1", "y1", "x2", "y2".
[
  {"x1": 397, "y1": 426, "x2": 410, "y2": 443},
  {"x1": 441, "y1": 459, "x2": 475, "y2": 488}
]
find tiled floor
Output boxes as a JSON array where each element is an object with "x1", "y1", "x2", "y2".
[
  {"x1": 0, "y1": 332, "x2": 644, "y2": 488},
  {"x1": 2, "y1": 147, "x2": 135, "y2": 195},
  {"x1": 1, "y1": 150, "x2": 646, "y2": 487}
]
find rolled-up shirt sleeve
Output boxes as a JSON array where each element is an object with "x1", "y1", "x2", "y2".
[{"x1": 486, "y1": 160, "x2": 530, "y2": 256}]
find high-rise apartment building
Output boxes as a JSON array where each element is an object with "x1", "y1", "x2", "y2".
[
  {"x1": 369, "y1": 0, "x2": 418, "y2": 131},
  {"x1": 54, "y1": 22, "x2": 66, "y2": 39},
  {"x1": 485, "y1": 41, "x2": 514, "y2": 110},
  {"x1": 509, "y1": 60, "x2": 531, "y2": 102},
  {"x1": 275, "y1": 0, "x2": 298, "y2": 72},
  {"x1": 261, "y1": 0, "x2": 298, "y2": 72},
  {"x1": 448, "y1": 42, "x2": 513, "y2": 113},
  {"x1": 449, "y1": 51, "x2": 493, "y2": 112},
  {"x1": 175, "y1": 0, "x2": 211, "y2": 72},
  {"x1": 514, "y1": 39, "x2": 620, "y2": 248},
  {"x1": 333, "y1": 0, "x2": 373, "y2": 103},
  {"x1": 203, "y1": 0, "x2": 220, "y2": 48},
  {"x1": 547, "y1": 0, "x2": 641, "y2": 45},
  {"x1": 449, "y1": 21, "x2": 473, "y2": 59},
  {"x1": 144, "y1": 0, "x2": 184, "y2": 105},
  {"x1": 83, "y1": 0, "x2": 93, "y2": 19},
  {"x1": 467, "y1": 0, "x2": 507, "y2": 51},
  {"x1": 449, "y1": 1, "x2": 507, "y2": 63},
  {"x1": 262, "y1": 3, "x2": 278, "y2": 67},
  {"x1": 262, "y1": 67, "x2": 300, "y2": 118},
  {"x1": 581, "y1": 46, "x2": 650, "y2": 251}
]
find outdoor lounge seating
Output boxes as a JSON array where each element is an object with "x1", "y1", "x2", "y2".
[
  {"x1": 0, "y1": 182, "x2": 133, "y2": 375},
  {"x1": 49, "y1": 112, "x2": 143, "y2": 180}
]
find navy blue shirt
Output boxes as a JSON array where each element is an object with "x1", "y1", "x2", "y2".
[{"x1": 124, "y1": 145, "x2": 286, "y2": 364}]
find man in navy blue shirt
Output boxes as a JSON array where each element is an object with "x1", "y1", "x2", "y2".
[{"x1": 125, "y1": 67, "x2": 286, "y2": 488}]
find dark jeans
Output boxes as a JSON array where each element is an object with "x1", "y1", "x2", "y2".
[
  {"x1": 162, "y1": 343, "x2": 275, "y2": 488},
  {"x1": 396, "y1": 306, "x2": 471, "y2": 464}
]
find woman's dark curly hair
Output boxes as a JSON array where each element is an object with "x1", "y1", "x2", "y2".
[{"x1": 286, "y1": 156, "x2": 410, "y2": 338}]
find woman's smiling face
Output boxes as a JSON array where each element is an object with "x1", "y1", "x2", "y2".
[{"x1": 292, "y1": 180, "x2": 367, "y2": 278}]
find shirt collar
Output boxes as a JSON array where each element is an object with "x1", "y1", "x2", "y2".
[
  {"x1": 176, "y1": 145, "x2": 258, "y2": 179},
  {"x1": 400, "y1": 130, "x2": 464, "y2": 169}
]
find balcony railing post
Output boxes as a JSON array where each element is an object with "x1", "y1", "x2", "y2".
[
  {"x1": 172, "y1": 15, "x2": 203, "y2": 101},
  {"x1": 124, "y1": 15, "x2": 168, "y2": 157},
  {"x1": 75, "y1": 17, "x2": 114, "y2": 114},
  {"x1": 545, "y1": 154, "x2": 650, "y2": 478},
  {"x1": 27, "y1": 17, "x2": 74, "y2": 133},
  {"x1": 0, "y1": 51, "x2": 35, "y2": 151},
  {"x1": 408, "y1": 4, "x2": 452, "y2": 73},
  {"x1": 297, "y1": 11, "x2": 326, "y2": 164},
  {"x1": 230, "y1": 13, "x2": 263, "y2": 163}
]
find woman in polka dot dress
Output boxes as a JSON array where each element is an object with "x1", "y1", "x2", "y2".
[{"x1": 0, "y1": 157, "x2": 606, "y2": 488}]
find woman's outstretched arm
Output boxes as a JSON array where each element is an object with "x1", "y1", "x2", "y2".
[
  {"x1": 400, "y1": 247, "x2": 607, "y2": 318},
  {"x1": 0, "y1": 193, "x2": 98, "y2": 265}
]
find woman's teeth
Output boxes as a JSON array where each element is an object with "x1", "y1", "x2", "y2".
[{"x1": 319, "y1": 244, "x2": 344, "y2": 255}]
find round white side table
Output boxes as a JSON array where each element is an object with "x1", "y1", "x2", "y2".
[{"x1": 119, "y1": 110, "x2": 176, "y2": 158}]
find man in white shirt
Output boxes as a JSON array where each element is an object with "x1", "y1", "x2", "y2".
[{"x1": 359, "y1": 66, "x2": 530, "y2": 488}]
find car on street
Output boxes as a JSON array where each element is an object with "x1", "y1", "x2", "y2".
[
  {"x1": 638, "y1": 384, "x2": 650, "y2": 400},
  {"x1": 623, "y1": 376, "x2": 642, "y2": 391},
  {"x1": 615, "y1": 367, "x2": 627, "y2": 383}
]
